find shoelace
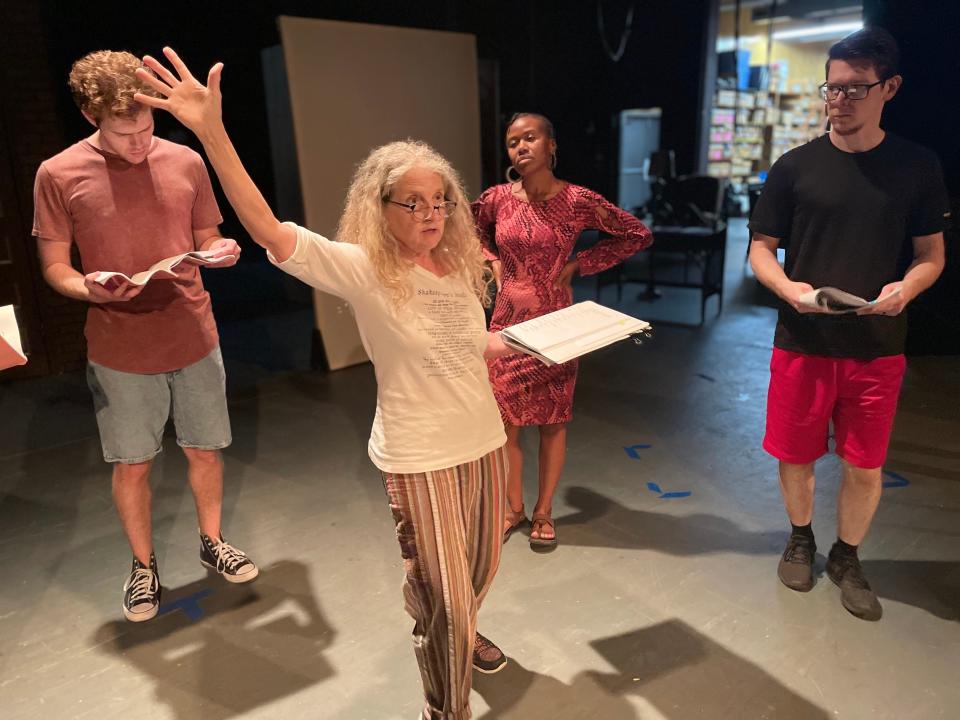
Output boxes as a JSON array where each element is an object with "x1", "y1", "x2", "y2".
[
  {"x1": 125, "y1": 568, "x2": 158, "y2": 604},
  {"x1": 784, "y1": 538, "x2": 814, "y2": 564},
  {"x1": 832, "y1": 555, "x2": 871, "y2": 589},
  {"x1": 475, "y1": 633, "x2": 501, "y2": 660},
  {"x1": 210, "y1": 539, "x2": 249, "y2": 573}
]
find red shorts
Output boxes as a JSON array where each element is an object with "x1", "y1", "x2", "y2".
[{"x1": 763, "y1": 348, "x2": 906, "y2": 469}]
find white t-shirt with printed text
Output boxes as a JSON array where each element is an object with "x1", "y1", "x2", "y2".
[{"x1": 271, "y1": 223, "x2": 506, "y2": 473}]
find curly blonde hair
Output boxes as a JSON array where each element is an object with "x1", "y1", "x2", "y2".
[
  {"x1": 68, "y1": 50, "x2": 160, "y2": 122},
  {"x1": 337, "y1": 140, "x2": 491, "y2": 308}
]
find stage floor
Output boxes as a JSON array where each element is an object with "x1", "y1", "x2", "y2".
[{"x1": 2, "y1": 221, "x2": 958, "y2": 719}]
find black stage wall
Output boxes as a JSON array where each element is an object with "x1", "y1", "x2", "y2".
[
  {"x1": 865, "y1": 0, "x2": 960, "y2": 354},
  {"x1": 5, "y1": 1, "x2": 958, "y2": 371},
  {"x1": 2, "y1": 0, "x2": 718, "y2": 373},
  {"x1": 27, "y1": 0, "x2": 717, "y2": 241}
]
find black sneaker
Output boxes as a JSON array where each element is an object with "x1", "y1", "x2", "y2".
[
  {"x1": 473, "y1": 632, "x2": 507, "y2": 674},
  {"x1": 122, "y1": 553, "x2": 161, "y2": 622},
  {"x1": 826, "y1": 548, "x2": 882, "y2": 621},
  {"x1": 199, "y1": 532, "x2": 259, "y2": 583},
  {"x1": 777, "y1": 534, "x2": 816, "y2": 592}
]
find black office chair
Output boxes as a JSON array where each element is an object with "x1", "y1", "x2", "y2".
[
  {"x1": 648, "y1": 149, "x2": 676, "y2": 180},
  {"x1": 650, "y1": 175, "x2": 728, "y2": 322},
  {"x1": 666, "y1": 175, "x2": 726, "y2": 230},
  {"x1": 643, "y1": 149, "x2": 677, "y2": 224},
  {"x1": 602, "y1": 174, "x2": 728, "y2": 323}
]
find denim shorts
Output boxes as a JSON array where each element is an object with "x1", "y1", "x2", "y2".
[{"x1": 86, "y1": 347, "x2": 232, "y2": 464}]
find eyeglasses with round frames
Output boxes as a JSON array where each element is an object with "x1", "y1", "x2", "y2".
[{"x1": 386, "y1": 199, "x2": 457, "y2": 222}]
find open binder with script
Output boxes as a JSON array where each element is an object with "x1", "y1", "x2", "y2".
[
  {"x1": 500, "y1": 301, "x2": 651, "y2": 366},
  {"x1": 93, "y1": 249, "x2": 236, "y2": 288}
]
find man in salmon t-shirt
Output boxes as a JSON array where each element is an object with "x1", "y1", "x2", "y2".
[{"x1": 33, "y1": 50, "x2": 258, "y2": 622}]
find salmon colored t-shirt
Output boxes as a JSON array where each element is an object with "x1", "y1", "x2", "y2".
[{"x1": 32, "y1": 137, "x2": 223, "y2": 373}]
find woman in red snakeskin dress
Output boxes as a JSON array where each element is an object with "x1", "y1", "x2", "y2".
[{"x1": 473, "y1": 113, "x2": 653, "y2": 548}]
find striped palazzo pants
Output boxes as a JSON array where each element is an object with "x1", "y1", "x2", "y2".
[{"x1": 381, "y1": 445, "x2": 507, "y2": 720}]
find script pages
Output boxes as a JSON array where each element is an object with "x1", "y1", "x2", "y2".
[
  {"x1": 0, "y1": 304, "x2": 28, "y2": 370},
  {"x1": 94, "y1": 250, "x2": 236, "y2": 288},
  {"x1": 798, "y1": 286, "x2": 902, "y2": 314},
  {"x1": 500, "y1": 301, "x2": 651, "y2": 366}
]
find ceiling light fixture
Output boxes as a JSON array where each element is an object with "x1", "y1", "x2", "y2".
[{"x1": 772, "y1": 21, "x2": 862, "y2": 40}]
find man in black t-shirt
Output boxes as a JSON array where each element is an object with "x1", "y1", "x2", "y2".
[{"x1": 749, "y1": 27, "x2": 948, "y2": 622}]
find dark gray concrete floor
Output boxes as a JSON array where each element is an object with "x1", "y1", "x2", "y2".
[{"x1": 1, "y1": 220, "x2": 958, "y2": 719}]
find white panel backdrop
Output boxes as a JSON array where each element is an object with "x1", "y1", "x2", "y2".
[{"x1": 278, "y1": 16, "x2": 483, "y2": 370}]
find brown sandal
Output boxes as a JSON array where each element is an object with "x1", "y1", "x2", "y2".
[
  {"x1": 529, "y1": 512, "x2": 557, "y2": 548},
  {"x1": 503, "y1": 506, "x2": 528, "y2": 539}
]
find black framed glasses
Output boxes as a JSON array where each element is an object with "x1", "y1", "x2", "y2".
[
  {"x1": 386, "y1": 199, "x2": 457, "y2": 221},
  {"x1": 818, "y1": 81, "x2": 884, "y2": 101}
]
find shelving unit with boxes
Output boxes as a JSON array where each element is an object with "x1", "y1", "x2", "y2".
[
  {"x1": 707, "y1": 89, "x2": 774, "y2": 180},
  {"x1": 708, "y1": 75, "x2": 824, "y2": 184},
  {"x1": 768, "y1": 91, "x2": 824, "y2": 166}
]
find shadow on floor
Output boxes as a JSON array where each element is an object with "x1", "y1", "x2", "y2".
[
  {"x1": 90, "y1": 560, "x2": 336, "y2": 719},
  {"x1": 589, "y1": 619, "x2": 832, "y2": 718},
  {"x1": 474, "y1": 619, "x2": 831, "y2": 719},
  {"x1": 550, "y1": 486, "x2": 783, "y2": 556},
  {"x1": 473, "y1": 657, "x2": 638, "y2": 720},
  {"x1": 886, "y1": 439, "x2": 960, "y2": 483},
  {"x1": 861, "y1": 559, "x2": 960, "y2": 622}
]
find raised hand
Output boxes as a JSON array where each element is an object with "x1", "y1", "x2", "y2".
[
  {"x1": 134, "y1": 47, "x2": 224, "y2": 139},
  {"x1": 132, "y1": 47, "x2": 297, "y2": 261}
]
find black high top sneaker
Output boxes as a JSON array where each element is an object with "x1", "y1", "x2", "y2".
[
  {"x1": 122, "y1": 553, "x2": 161, "y2": 622},
  {"x1": 199, "y1": 532, "x2": 259, "y2": 583}
]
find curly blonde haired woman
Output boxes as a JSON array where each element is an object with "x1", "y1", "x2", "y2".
[{"x1": 135, "y1": 48, "x2": 516, "y2": 719}]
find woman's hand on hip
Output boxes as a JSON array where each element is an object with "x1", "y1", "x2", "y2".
[{"x1": 554, "y1": 259, "x2": 579, "y2": 290}]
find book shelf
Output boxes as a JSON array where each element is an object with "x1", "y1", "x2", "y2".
[{"x1": 708, "y1": 85, "x2": 823, "y2": 182}]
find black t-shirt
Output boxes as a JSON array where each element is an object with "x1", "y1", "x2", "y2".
[{"x1": 749, "y1": 133, "x2": 950, "y2": 358}]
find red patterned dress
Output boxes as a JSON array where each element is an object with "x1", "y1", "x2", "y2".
[{"x1": 472, "y1": 183, "x2": 653, "y2": 426}]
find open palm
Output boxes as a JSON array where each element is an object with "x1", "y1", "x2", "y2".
[{"x1": 134, "y1": 47, "x2": 224, "y2": 137}]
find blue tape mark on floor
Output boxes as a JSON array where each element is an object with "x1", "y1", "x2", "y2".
[
  {"x1": 882, "y1": 470, "x2": 910, "y2": 489},
  {"x1": 646, "y1": 481, "x2": 692, "y2": 499},
  {"x1": 624, "y1": 444, "x2": 652, "y2": 459},
  {"x1": 158, "y1": 588, "x2": 214, "y2": 622}
]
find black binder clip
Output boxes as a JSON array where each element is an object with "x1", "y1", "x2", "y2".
[{"x1": 629, "y1": 328, "x2": 653, "y2": 346}]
